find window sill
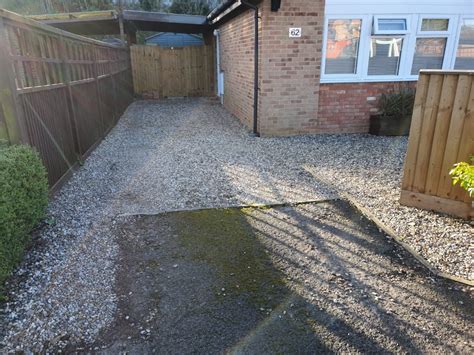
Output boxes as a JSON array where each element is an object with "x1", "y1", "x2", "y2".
[{"x1": 320, "y1": 76, "x2": 419, "y2": 84}]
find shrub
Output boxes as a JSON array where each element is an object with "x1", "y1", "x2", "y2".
[
  {"x1": 0, "y1": 144, "x2": 48, "y2": 298},
  {"x1": 450, "y1": 156, "x2": 474, "y2": 197},
  {"x1": 377, "y1": 89, "x2": 415, "y2": 118}
]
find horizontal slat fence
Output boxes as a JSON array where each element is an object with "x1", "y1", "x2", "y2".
[
  {"x1": 400, "y1": 70, "x2": 473, "y2": 219},
  {"x1": 131, "y1": 44, "x2": 214, "y2": 98},
  {"x1": 0, "y1": 9, "x2": 133, "y2": 191}
]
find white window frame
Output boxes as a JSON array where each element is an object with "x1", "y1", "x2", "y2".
[
  {"x1": 417, "y1": 15, "x2": 453, "y2": 35},
  {"x1": 373, "y1": 15, "x2": 410, "y2": 35},
  {"x1": 366, "y1": 36, "x2": 405, "y2": 77},
  {"x1": 321, "y1": 15, "x2": 365, "y2": 81},
  {"x1": 321, "y1": 13, "x2": 462, "y2": 84},
  {"x1": 452, "y1": 15, "x2": 474, "y2": 69},
  {"x1": 408, "y1": 14, "x2": 458, "y2": 77}
]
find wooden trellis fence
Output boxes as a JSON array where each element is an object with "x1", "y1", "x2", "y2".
[
  {"x1": 400, "y1": 70, "x2": 473, "y2": 219},
  {"x1": 0, "y1": 9, "x2": 134, "y2": 191}
]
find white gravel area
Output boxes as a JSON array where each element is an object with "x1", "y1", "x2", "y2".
[{"x1": 0, "y1": 98, "x2": 471, "y2": 351}]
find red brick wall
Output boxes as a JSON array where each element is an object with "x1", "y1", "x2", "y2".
[
  {"x1": 217, "y1": 1, "x2": 417, "y2": 136},
  {"x1": 218, "y1": 9, "x2": 256, "y2": 129},
  {"x1": 318, "y1": 81, "x2": 417, "y2": 133},
  {"x1": 258, "y1": 0, "x2": 325, "y2": 136}
]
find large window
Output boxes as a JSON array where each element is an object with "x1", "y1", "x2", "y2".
[
  {"x1": 411, "y1": 17, "x2": 450, "y2": 74},
  {"x1": 368, "y1": 37, "x2": 403, "y2": 75},
  {"x1": 411, "y1": 38, "x2": 447, "y2": 74},
  {"x1": 321, "y1": 13, "x2": 466, "y2": 82},
  {"x1": 454, "y1": 19, "x2": 474, "y2": 70},
  {"x1": 324, "y1": 19, "x2": 361, "y2": 74}
]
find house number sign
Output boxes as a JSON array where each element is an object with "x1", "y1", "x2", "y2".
[{"x1": 289, "y1": 27, "x2": 302, "y2": 38}]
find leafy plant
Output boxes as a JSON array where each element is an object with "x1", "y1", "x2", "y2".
[
  {"x1": 449, "y1": 156, "x2": 474, "y2": 197},
  {"x1": 0, "y1": 145, "x2": 48, "y2": 299},
  {"x1": 377, "y1": 89, "x2": 415, "y2": 118}
]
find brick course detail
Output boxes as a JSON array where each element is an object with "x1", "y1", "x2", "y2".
[
  {"x1": 258, "y1": 0, "x2": 325, "y2": 136},
  {"x1": 318, "y1": 81, "x2": 417, "y2": 133},
  {"x1": 218, "y1": 9, "x2": 256, "y2": 129}
]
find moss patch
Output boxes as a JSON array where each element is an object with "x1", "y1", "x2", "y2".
[{"x1": 176, "y1": 208, "x2": 287, "y2": 308}]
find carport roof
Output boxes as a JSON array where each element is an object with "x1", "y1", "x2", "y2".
[
  {"x1": 28, "y1": 1, "x2": 265, "y2": 36},
  {"x1": 29, "y1": 10, "x2": 211, "y2": 35}
]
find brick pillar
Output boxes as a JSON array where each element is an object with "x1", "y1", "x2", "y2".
[{"x1": 258, "y1": 0, "x2": 325, "y2": 136}]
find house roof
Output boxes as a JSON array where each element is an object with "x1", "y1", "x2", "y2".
[{"x1": 207, "y1": 0, "x2": 263, "y2": 26}]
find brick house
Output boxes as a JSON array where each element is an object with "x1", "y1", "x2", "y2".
[{"x1": 208, "y1": 0, "x2": 474, "y2": 136}]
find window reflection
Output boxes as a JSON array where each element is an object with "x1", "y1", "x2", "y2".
[{"x1": 325, "y1": 19, "x2": 361, "y2": 74}]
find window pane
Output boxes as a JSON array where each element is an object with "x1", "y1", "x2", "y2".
[
  {"x1": 325, "y1": 19, "x2": 361, "y2": 74},
  {"x1": 368, "y1": 37, "x2": 403, "y2": 75},
  {"x1": 421, "y1": 19, "x2": 449, "y2": 31},
  {"x1": 378, "y1": 19, "x2": 407, "y2": 31},
  {"x1": 454, "y1": 19, "x2": 474, "y2": 70},
  {"x1": 411, "y1": 38, "x2": 446, "y2": 75}
]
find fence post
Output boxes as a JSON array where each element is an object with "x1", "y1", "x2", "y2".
[
  {"x1": 92, "y1": 47, "x2": 106, "y2": 136},
  {"x1": 58, "y1": 33, "x2": 82, "y2": 156},
  {"x1": 111, "y1": 56, "x2": 119, "y2": 122},
  {"x1": 0, "y1": 17, "x2": 29, "y2": 144}
]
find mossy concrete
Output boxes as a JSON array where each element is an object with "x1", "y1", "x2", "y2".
[
  {"x1": 177, "y1": 208, "x2": 288, "y2": 308},
  {"x1": 91, "y1": 201, "x2": 473, "y2": 354}
]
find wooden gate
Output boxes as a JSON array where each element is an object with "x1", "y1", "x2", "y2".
[
  {"x1": 400, "y1": 70, "x2": 473, "y2": 219},
  {"x1": 130, "y1": 44, "x2": 214, "y2": 98}
]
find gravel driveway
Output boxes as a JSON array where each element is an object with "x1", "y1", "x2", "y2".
[{"x1": 0, "y1": 98, "x2": 472, "y2": 351}]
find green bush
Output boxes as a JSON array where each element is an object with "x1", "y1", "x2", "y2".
[
  {"x1": 377, "y1": 89, "x2": 415, "y2": 118},
  {"x1": 450, "y1": 156, "x2": 474, "y2": 197},
  {"x1": 0, "y1": 144, "x2": 48, "y2": 298}
]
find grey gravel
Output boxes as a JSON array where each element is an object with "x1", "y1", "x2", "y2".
[{"x1": 0, "y1": 98, "x2": 471, "y2": 351}]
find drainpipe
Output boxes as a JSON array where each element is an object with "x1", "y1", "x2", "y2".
[
  {"x1": 213, "y1": 29, "x2": 223, "y2": 104},
  {"x1": 241, "y1": 1, "x2": 259, "y2": 136}
]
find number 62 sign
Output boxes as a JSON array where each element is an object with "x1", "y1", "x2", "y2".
[{"x1": 289, "y1": 27, "x2": 302, "y2": 38}]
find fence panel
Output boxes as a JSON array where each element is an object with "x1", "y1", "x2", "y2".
[
  {"x1": 130, "y1": 44, "x2": 215, "y2": 98},
  {"x1": 0, "y1": 9, "x2": 133, "y2": 191},
  {"x1": 99, "y1": 75, "x2": 116, "y2": 132},
  {"x1": 70, "y1": 81, "x2": 103, "y2": 156},
  {"x1": 400, "y1": 70, "x2": 474, "y2": 219},
  {"x1": 21, "y1": 87, "x2": 76, "y2": 186}
]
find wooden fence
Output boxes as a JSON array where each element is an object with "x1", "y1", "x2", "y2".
[
  {"x1": 400, "y1": 70, "x2": 473, "y2": 219},
  {"x1": 130, "y1": 44, "x2": 214, "y2": 98},
  {"x1": 0, "y1": 9, "x2": 133, "y2": 191}
]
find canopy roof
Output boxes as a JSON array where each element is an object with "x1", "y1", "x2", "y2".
[
  {"x1": 27, "y1": 1, "x2": 265, "y2": 36},
  {"x1": 29, "y1": 10, "x2": 210, "y2": 35}
]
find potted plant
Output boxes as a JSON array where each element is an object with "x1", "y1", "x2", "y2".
[{"x1": 369, "y1": 89, "x2": 415, "y2": 136}]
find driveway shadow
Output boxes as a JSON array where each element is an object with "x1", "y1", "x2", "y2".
[{"x1": 90, "y1": 200, "x2": 473, "y2": 354}]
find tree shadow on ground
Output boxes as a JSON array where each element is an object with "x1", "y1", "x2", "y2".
[{"x1": 89, "y1": 200, "x2": 473, "y2": 354}]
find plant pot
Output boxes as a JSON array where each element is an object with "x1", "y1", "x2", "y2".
[{"x1": 369, "y1": 114, "x2": 412, "y2": 136}]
